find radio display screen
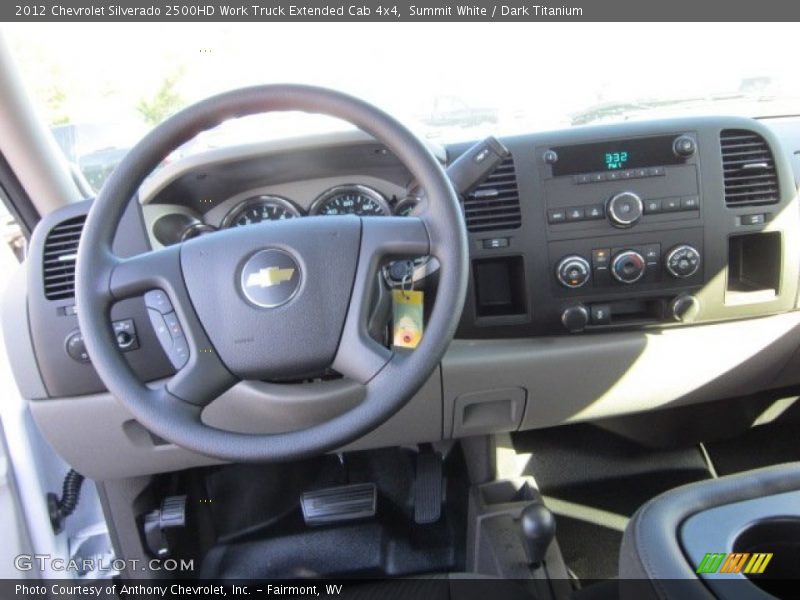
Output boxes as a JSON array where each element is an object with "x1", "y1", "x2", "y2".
[{"x1": 550, "y1": 135, "x2": 685, "y2": 177}]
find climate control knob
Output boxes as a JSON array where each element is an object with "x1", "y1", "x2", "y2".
[
  {"x1": 611, "y1": 250, "x2": 646, "y2": 284},
  {"x1": 556, "y1": 255, "x2": 591, "y2": 289},
  {"x1": 606, "y1": 192, "x2": 644, "y2": 228},
  {"x1": 665, "y1": 244, "x2": 701, "y2": 279}
]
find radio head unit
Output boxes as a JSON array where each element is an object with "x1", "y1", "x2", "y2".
[{"x1": 549, "y1": 134, "x2": 695, "y2": 177}]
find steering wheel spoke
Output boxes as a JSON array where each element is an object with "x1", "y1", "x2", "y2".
[
  {"x1": 109, "y1": 244, "x2": 184, "y2": 300},
  {"x1": 332, "y1": 216, "x2": 430, "y2": 384},
  {"x1": 108, "y1": 245, "x2": 237, "y2": 407}
]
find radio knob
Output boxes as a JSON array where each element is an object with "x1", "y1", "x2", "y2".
[
  {"x1": 556, "y1": 255, "x2": 591, "y2": 289},
  {"x1": 606, "y1": 192, "x2": 643, "y2": 228},
  {"x1": 670, "y1": 295, "x2": 701, "y2": 323},
  {"x1": 611, "y1": 250, "x2": 646, "y2": 284},
  {"x1": 673, "y1": 135, "x2": 696, "y2": 158},
  {"x1": 665, "y1": 244, "x2": 701, "y2": 279},
  {"x1": 561, "y1": 304, "x2": 589, "y2": 333}
]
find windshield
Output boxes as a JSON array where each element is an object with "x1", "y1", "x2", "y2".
[{"x1": 5, "y1": 22, "x2": 800, "y2": 192}]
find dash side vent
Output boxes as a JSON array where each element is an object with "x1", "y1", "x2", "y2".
[
  {"x1": 720, "y1": 129, "x2": 779, "y2": 207},
  {"x1": 462, "y1": 156, "x2": 522, "y2": 233},
  {"x1": 42, "y1": 215, "x2": 85, "y2": 300}
]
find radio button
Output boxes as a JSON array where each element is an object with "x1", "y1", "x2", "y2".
[
  {"x1": 681, "y1": 196, "x2": 700, "y2": 210},
  {"x1": 648, "y1": 166, "x2": 666, "y2": 176},
  {"x1": 590, "y1": 172, "x2": 607, "y2": 183},
  {"x1": 566, "y1": 207, "x2": 585, "y2": 221},
  {"x1": 673, "y1": 135, "x2": 697, "y2": 157},
  {"x1": 586, "y1": 205, "x2": 605, "y2": 220},
  {"x1": 548, "y1": 209, "x2": 567, "y2": 224},
  {"x1": 556, "y1": 256, "x2": 591, "y2": 289},
  {"x1": 543, "y1": 150, "x2": 558, "y2": 164},
  {"x1": 663, "y1": 197, "x2": 681, "y2": 212},
  {"x1": 607, "y1": 191, "x2": 643, "y2": 228},
  {"x1": 575, "y1": 174, "x2": 592, "y2": 184},
  {"x1": 644, "y1": 198, "x2": 662, "y2": 214},
  {"x1": 611, "y1": 250, "x2": 646, "y2": 284},
  {"x1": 607, "y1": 171, "x2": 622, "y2": 181}
]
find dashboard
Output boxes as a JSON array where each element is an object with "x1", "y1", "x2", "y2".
[{"x1": 10, "y1": 113, "x2": 800, "y2": 479}]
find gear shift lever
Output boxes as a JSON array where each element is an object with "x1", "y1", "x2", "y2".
[{"x1": 520, "y1": 502, "x2": 556, "y2": 565}]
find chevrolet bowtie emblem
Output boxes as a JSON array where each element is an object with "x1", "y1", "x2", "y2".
[{"x1": 245, "y1": 266, "x2": 295, "y2": 288}]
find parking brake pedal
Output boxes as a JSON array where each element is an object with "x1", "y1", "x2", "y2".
[
  {"x1": 301, "y1": 483, "x2": 377, "y2": 526},
  {"x1": 414, "y1": 451, "x2": 444, "y2": 524}
]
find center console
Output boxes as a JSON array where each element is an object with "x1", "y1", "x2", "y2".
[
  {"x1": 541, "y1": 132, "x2": 705, "y2": 332},
  {"x1": 455, "y1": 116, "x2": 799, "y2": 338},
  {"x1": 619, "y1": 462, "x2": 800, "y2": 600}
]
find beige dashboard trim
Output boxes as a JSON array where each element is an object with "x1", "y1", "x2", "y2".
[{"x1": 27, "y1": 312, "x2": 800, "y2": 481}]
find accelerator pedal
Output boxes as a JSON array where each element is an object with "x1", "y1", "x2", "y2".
[
  {"x1": 414, "y1": 451, "x2": 444, "y2": 524},
  {"x1": 301, "y1": 483, "x2": 377, "y2": 526}
]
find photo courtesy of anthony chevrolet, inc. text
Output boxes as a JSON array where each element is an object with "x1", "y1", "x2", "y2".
[{"x1": 2, "y1": 1, "x2": 800, "y2": 599}]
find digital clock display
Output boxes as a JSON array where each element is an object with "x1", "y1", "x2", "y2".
[
  {"x1": 550, "y1": 135, "x2": 687, "y2": 177},
  {"x1": 605, "y1": 151, "x2": 629, "y2": 170}
]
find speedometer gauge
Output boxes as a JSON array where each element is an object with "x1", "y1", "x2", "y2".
[
  {"x1": 310, "y1": 185, "x2": 390, "y2": 217},
  {"x1": 221, "y1": 195, "x2": 303, "y2": 228}
]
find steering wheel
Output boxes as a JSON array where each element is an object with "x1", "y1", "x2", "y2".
[{"x1": 75, "y1": 85, "x2": 469, "y2": 462}]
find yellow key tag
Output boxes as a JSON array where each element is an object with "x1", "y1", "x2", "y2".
[{"x1": 392, "y1": 289, "x2": 424, "y2": 349}]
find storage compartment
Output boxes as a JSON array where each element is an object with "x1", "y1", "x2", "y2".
[
  {"x1": 451, "y1": 387, "x2": 527, "y2": 437},
  {"x1": 478, "y1": 479, "x2": 537, "y2": 507},
  {"x1": 733, "y1": 518, "x2": 800, "y2": 597},
  {"x1": 726, "y1": 232, "x2": 781, "y2": 304},
  {"x1": 472, "y1": 256, "x2": 527, "y2": 317}
]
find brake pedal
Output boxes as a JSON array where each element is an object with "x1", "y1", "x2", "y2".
[
  {"x1": 414, "y1": 451, "x2": 444, "y2": 524},
  {"x1": 301, "y1": 483, "x2": 377, "y2": 526}
]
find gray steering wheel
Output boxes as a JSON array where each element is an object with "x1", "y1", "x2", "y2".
[{"x1": 75, "y1": 85, "x2": 468, "y2": 462}]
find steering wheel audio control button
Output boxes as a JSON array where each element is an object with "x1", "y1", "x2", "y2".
[
  {"x1": 145, "y1": 289, "x2": 173, "y2": 314},
  {"x1": 171, "y1": 338, "x2": 190, "y2": 369},
  {"x1": 163, "y1": 312, "x2": 184, "y2": 338},
  {"x1": 147, "y1": 308, "x2": 189, "y2": 369}
]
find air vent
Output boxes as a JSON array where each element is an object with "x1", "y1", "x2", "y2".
[
  {"x1": 720, "y1": 129, "x2": 779, "y2": 207},
  {"x1": 462, "y1": 156, "x2": 522, "y2": 233},
  {"x1": 42, "y1": 215, "x2": 85, "y2": 300}
]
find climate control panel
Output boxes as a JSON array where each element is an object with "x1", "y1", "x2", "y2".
[
  {"x1": 553, "y1": 241, "x2": 702, "y2": 291},
  {"x1": 545, "y1": 226, "x2": 704, "y2": 332}
]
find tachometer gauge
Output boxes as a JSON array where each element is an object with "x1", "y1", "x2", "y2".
[
  {"x1": 310, "y1": 185, "x2": 390, "y2": 217},
  {"x1": 221, "y1": 195, "x2": 303, "y2": 228}
]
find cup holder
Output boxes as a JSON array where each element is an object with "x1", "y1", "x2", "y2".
[{"x1": 733, "y1": 518, "x2": 800, "y2": 598}]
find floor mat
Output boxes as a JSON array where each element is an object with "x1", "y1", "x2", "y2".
[
  {"x1": 705, "y1": 417, "x2": 800, "y2": 476},
  {"x1": 554, "y1": 517, "x2": 621, "y2": 581},
  {"x1": 513, "y1": 423, "x2": 711, "y2": 516},
  {"x1": 513, "y1": 423, "x2": 712, "y2": 581}
]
